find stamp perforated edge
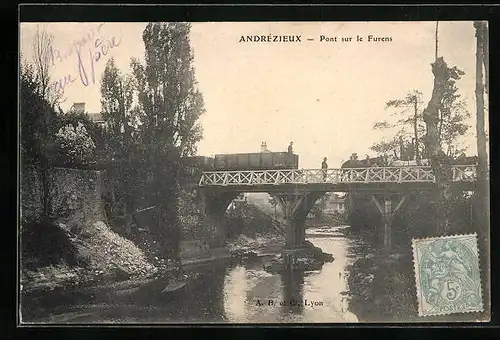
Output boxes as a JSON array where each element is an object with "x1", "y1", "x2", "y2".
[{"x1": 411, "y1": 233, "x2": 484, "y2": 317}]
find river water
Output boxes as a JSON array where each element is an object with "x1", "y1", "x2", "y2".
[{"x1": 26, "y1": 225, "x2": 370, "y2": 324}]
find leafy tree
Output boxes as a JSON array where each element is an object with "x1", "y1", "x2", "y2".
[
  {"x1": 130, "y1": 23, "x2": 206, "y2": 261},
  {"x1": 371, "y1": 74, "x2": 471, "y2": 162},
  {"x1": 438, "y1": 64, "x2": 470, "y2": 157},
  {"x1": 99, "y1": 58, "x2": 140, "y2": 233},
  {"x1": 269, "y1": 197, "x2": 278, "y2": 220},
  {"x1": 422, "y1": 57, "x2": 461, "y2": 235},
  {"x1": 54, "y1": 122, "x2": 96, "y2": 165},
  {"x1": 21, "y1": 25, "x2": 69, "y2": 221},
  {"x1": 374, "y1": 90, "x2": 425, "y2": 163},
  {"x1": 52, "y1": 109, "x2": 106, "y2": 166},
  {"x1": 20, "y1": 60, "x2": 58, "y2": 220},
  {"x1": 370, "y1": 136, "x2": 406, "y2": 160}
]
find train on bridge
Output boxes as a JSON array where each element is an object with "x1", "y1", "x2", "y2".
[
  {"x1": 183, "y1": 152, "x2": 299, "y2": 172},
  {"x1": 184, "y1": 150, "x2": 477, "y2": 174}
]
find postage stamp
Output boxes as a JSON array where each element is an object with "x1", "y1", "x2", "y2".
[{"x1": 412, "y1": 233, "x2": 483, "y2": 317}]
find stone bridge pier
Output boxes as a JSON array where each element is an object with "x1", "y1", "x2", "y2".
[
  {"x1": 198, "y1": 191, "x2": 239, "y2": 247},
  {"x1": 197, "y1": 190, "x2": 325, "y2": 264}
]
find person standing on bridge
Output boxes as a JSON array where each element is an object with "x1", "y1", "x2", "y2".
[
  {"x1": 288, "y1": 141, "x2": 293, "y2": 154},
  {"x1": 321, "y1": 157, "x2": 328, "y2": 181}
]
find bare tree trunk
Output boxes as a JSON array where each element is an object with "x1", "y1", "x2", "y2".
[
  {"x1": 32, "y1": 25, "x2": 56, "y2": 221},
  {"x1": 435, "y1": 21, "x2": 439, "y2": 61},
  {"x1": 474, "y1": 19, "x2": 490, "y2": 317},
  {"x1": 399, "y1": 136, "x2": 404, "y2": 160},
  {"x1": 482, "y1": 23, "x2": 489, "y2": 95},
  {"x1": 474, "y1": 22, "x2": 489, "y2": 235},
  {"x1": 413, "y1": 96, "x2": 421, "y2": 164},
  {"x1": 422, "y1": 57, "x2": 452, "y2": 235}
]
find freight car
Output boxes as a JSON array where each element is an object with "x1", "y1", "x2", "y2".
[
  {"x1": 214, "y1": 152, "x2": 299, "y2": 171},
  {"x1": 181, "y1": 156, "x2": 215, "y2": 170}
]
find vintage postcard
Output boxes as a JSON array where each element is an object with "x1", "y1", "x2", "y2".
[{"x1": 19, "y1": 20, "x2": 490, "y2": 324}]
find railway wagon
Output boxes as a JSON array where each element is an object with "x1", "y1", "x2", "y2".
[
  {"x1": 214, "y1": 152, "x2": 299, "y2": 171},
  {"x1": 182, "y1": 156, "x2": 215, "y2": 170}
]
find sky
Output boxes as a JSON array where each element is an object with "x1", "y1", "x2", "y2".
[{"x1": 20, "y1": 21, "x2": 488, "y2": 169}]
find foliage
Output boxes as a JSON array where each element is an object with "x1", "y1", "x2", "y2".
[
  {"x1": 54, "y1": 122, "x2": 96, "y2": 165},
  {"x1": 371, "y1": 67, "x2": 471, "y2": 161},
  {"x1": 53, "y1": 109, "x2": 107, "y2": 166},
  {"x1": 371, "y1": 90, "x2": 425, "y2": 160},
  {"x1": 268, "y1": 196, "x2": 278, "y2": 219},
  {"x1": 99, "y1": 57, "x2": 143, "y2": 225},
  {"x1": 438, "y1": 65, "x2": 471, "y2": 157},
  {"x1": 370, "y1": 139, "x2": 400, "y2": 159},
  {"x1": 97, "y1": 23, "x2": 206, "y2": 261},
  {"x1": 20, "y1": 58, "x2": 59, "y2": 219}
]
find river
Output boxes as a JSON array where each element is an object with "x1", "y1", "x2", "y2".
[{"x1": 24, "y1": 225, "x2": 371, "y2": 324}]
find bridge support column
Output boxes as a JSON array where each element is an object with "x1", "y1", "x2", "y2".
[
  {"x1": 275, "y1": 192, "x2": 324, "y2": 268},
  {"x1": 371, "y1": 194, "x2": 409, "y2": 253},
  {"x1": 199, "y1": 191, "x2": 239, "y2": 247}
]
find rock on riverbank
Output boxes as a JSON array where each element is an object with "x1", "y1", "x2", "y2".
[
  {"x1": 227, "y1": 233, "x2": 285, "y2": 257},
  {"x1": 21, "y1": 221, "x2": 159, "y2": 294},
  {"x1": 263, "y1": 241, "x2": 334, "y2": 273}
]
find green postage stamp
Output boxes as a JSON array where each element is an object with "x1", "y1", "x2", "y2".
[{"x1": 412, "y1": 234, "x2": 483, "y2": 317}]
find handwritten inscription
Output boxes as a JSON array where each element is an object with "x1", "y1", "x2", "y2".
[
  {"x1": 77, "y1": 35, "x2": 122, "y2": 87},
  {"x1": 50, "y1": 23, "x2": 122, "y2": 101},
  {"x1": 50, "y1": 23, "x2": 106, "y2": 67}
]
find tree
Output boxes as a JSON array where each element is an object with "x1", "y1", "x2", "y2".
[
  {"x1": 54, "y1": 122, "x2": 96, "y2": 165},
  {"x1": 421, "y1": 57, "x2": 465, "y2": 235},
  {"x1": 474, "y1": 22, "x2": 489, "y2": 314},
  {"x1": 370, "y1": 138, "x2": 400, "y2": 160},
  {"x1": 378, "y1": 90, "x2": 425, "y2": 163},
  {"x1": 473, "y1": 21, "x2": 489, "y2": 235},
  {"x1": 21, "y1": 25, "x2": 68, "y2": 221},
  {"x1": 438, "y1": 62, "x2": 470, "y2": 157},
  {"x1": 130, "y1": 23, "x2": 206, "y2": 261},
  {"x1": 269, "y1": 197, "x2": 278, "y2": 221},
  {"x1": 20, "y1": 60, "x2": 58, "y2": 221},
  {"x1": 100, "y1": 58, "x2": 140, "y2": 233},
  {"x1": 53, "y1": 108, "x2": 106, "y2": 165},
  {"x1": 371, "y1": 73, "x2": 470, "y2": 162}
]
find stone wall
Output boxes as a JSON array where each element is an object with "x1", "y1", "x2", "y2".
[
  {"x1": 20, "y1": 166, "x2": 43, "y2": 223},
  {"x1": 21, "y1": 166, "x2": 107, "y2": 225}
]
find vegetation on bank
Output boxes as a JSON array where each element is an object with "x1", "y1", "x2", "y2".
[
  {"x1": 20, "y1": 23, "x2": 207, "y2": 294},
  {"x1": 345, "y1": 22, "x2": 490, "y2": 320},
  {"x1": 345, "y1": 191, "x2": 486, "y2": 322}
]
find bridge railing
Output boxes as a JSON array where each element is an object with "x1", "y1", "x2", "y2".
[{"x1": 198, "y1": 165, "x2": 477, "y2": 186}]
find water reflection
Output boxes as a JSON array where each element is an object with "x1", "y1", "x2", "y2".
[
  {"x1": 27, "y1": 226, "x2": 366, "y2": 324},
  {"x1": 280, "y1": 270, "x2": 305, "y2": 317},
  {"x1": 220, "y1": 227, "x2": 364, "y2": 323}
]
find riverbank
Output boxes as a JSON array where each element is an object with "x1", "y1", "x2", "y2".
[
  {"x1": 21, "y1": 220, "x2": 163, "y2": 295},
  {"x1": 227, "y1": 233, "x2": 285, "y2": 257},
  {"x1": 23, "y1": 226, "x2": 362, "y2": 324},
  {"x1": 344, "y1": 228, "x2": 489, "y2": 323}
]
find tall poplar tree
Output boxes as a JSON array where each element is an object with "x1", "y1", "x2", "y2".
[
  {"x1": 100, "y1": 57, "x2": 138, "y2": 233},
  {"x1": 131, "y1": 22, "x2": 205, "y2": 261}
]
